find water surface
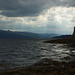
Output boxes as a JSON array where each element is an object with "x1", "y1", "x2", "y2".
[{"x1": 0, "y1": 39, "x2": 75, "y2": 70}]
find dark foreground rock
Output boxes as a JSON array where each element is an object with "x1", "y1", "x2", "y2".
[
  {"x1": 0, "y1": 59, "x2": 75, "y2": 75},
  {"x1": 45, "y1": 38, "x2": 75, "y2": 47},
  {"x1": 45, "y1": 38, "x2": 75, "y2": 44}
]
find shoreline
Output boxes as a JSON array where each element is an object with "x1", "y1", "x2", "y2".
[
  {"x1": 0, "y1": 58, "x2": 75, "y2": 75},
  {"x1": 44, "y1": 38, "x2": 75, "y2": 47}
]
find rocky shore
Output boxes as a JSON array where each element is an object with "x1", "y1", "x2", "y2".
[
  {"x1": 45, "y1": 38, "x2": 75, "y2": 47},
  {"x1": 0, "y1": 58, "x2": 75, "y2": 75}
]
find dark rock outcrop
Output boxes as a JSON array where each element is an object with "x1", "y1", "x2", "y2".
[{"x1": 72, "y1": 27, "x2": 75, "y2": 38}]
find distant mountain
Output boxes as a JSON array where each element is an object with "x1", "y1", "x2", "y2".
[
  {"x1": 0, "y1": 30, "x2": 60, "y2": 39},
  {"x1": 15, "y1": 32, "x2": 60, "y2": 39},
  {"x1": 0, "y1": 30, "x2": 35, "y2": 39},
  {"x1": 39, "y1": 33, "x2": 60, "y2": 39}
]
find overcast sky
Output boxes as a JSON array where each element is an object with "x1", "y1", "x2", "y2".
[{"x1": 0, "y1": 0, "x2": 75, "y2": 34}]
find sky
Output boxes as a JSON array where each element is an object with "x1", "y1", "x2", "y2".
[{"x1": 0, "y1": 0, "x2": 75, "y2": 34}]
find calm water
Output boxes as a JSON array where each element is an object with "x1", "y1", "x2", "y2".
[{"x1": 0, "y1": 39, "x2": 75, "y2": 70}]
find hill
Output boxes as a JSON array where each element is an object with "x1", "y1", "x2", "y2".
[
  {"x1": 15, "y1": 32, "x2": 60, "y2": 39},
  {"x1": 0, "y1": 30, "x2": 60, "y2": 39},
  {"x1": 0, "y1": 30, "x2": 35, "y2": 39}
]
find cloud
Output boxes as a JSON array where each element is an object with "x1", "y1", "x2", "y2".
[
  {"x1": 0, "y1": 0, "x2": 75, "y2": 34},
  {"x1": 0, "y1": 6, "x2": 75, "y2": 34},
  {"x1": 0, "y1": 0, "x2": 49, "y2": 17},
  {"x1": 0, "y1": 0, "x2": 75, "y2": 17}
]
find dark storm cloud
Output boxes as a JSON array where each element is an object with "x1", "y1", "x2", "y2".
[
  {"x1": 0, "y1": 0, "x2": 49, "y2": 17},
  {"x1": 0, "y1": 0, "x2": 75, "y2": 17}
]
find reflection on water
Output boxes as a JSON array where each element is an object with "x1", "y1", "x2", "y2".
[
  {"x1": 39, "y1": 43, "x2": 71, "y2": 61},
  {"x1": 0, "y1": 39, "x2": 75, "y2": 70}
]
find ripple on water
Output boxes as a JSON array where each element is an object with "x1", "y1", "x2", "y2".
[
  {"x1": 39, "y1": 42, "x2": 74, "y2": 61},
  {"x1": 0, "y1": 39, "x2": 75, "y2": 71}
]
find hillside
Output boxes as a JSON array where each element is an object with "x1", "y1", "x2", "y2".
[
  {"x1": 15, "y1": 32, "x2": 60, "y2": 39},
  {"x1": 0, "y1": 30, "x2": 60, "y2": 39},
  {"x1": 0, "y1": 30, "x2": 35, "y2": 39}
]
